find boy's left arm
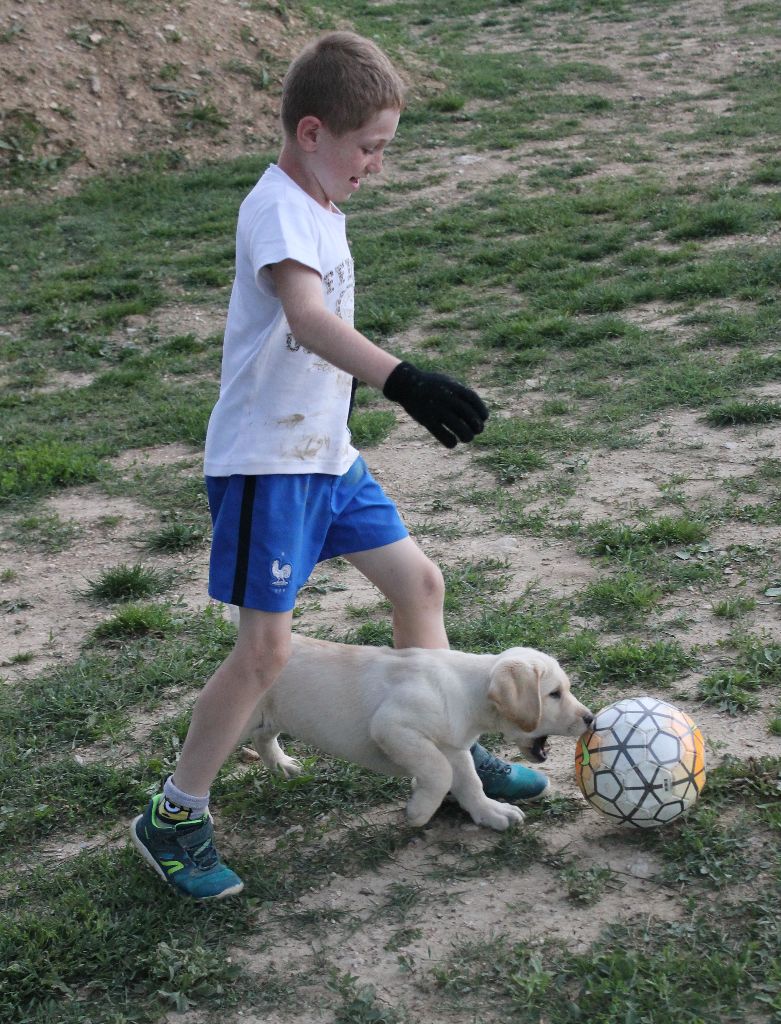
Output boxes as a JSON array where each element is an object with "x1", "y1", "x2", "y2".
[
  {"x1": 272, "y1": 258, "x2": 400, "y2": 388},
  {"x1": 271, "y1": 259, "x2": 488, "y2": 448}
]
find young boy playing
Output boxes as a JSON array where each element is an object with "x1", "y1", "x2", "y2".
[{"x1": 131, "y1": 31, "x2": 548, "y2": 900}]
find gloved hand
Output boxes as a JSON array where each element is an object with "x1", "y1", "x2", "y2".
[{"x1": 382, "y1": 361, "x2": 489, "y2": 449}]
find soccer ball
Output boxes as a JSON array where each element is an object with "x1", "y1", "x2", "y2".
[{"x1": 575, "y1": 696, "x2": 705, "y2": 828}]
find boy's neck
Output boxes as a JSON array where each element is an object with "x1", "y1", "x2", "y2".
[{"x1": 277, "y1": 142, "x2": 332, "y2": 210}]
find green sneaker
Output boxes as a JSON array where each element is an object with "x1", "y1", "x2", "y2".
[
  {"x1": 131, "y1": 794, "x2": 244, "y2": 900},
  {"x1": 471, "y1": 743, "x2": 550, "y2": 802}
]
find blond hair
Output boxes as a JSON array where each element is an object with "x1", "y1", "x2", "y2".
[{"x1": 281, "y1": 31, "x2": 406, "y2": 137}]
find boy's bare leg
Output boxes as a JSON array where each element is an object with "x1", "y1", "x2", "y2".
[
  {"x1": 346, "y1": 536, "x2": 447, "y2": 650},
  {"x1": 171, "y1": 607, "x2": 294, "y2": 798}
]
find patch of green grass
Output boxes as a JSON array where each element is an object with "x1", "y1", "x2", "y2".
[
  {"x1": 84, "y1": 563, "x2": 176, "y2": 603},
  {"x1": 146, "y1": 519, "x2": 208, "y2": 552},
  {"x1": 0, "y1": 440, "x2": 103, "y2": 504},
  {"x1": 213, "y1": 757, "x2": 409, "y2": 828},
  {"x1": 0, "y1": 848, "x2": 254, "y2": 1024},
  {"x1": 577, "y1": 570, "x2": 662, "y2": 625},
  {"x1": 0, "y1": 108, "x2": 80, "y2": 187},
  {"x1": 588, "y1": 515, "x2": 708, "y2": 557},
  {"x1": 89, "y1": 603, "x2": 179, "y2": 644},
  {"x1": 688, "y1": 303, "x2": 781, "y2": 349},
  {"x1": 3, "y1": 509, "x2": 82, "y2": 553},
  {"x1": 434, "y1": 844, "x2": 780, "y2": 1024},
  {"x1": 0, "y1": 754, "x2": 149, "y2": 851},
  {"x1": 696, "y1": 633, "x2": 781, "y2": 713},
  {"x1": 713, "y1": 595, "x2": 757, "y2": 619},
  {"x1": 749, "y1": 158, "x2": 781, "y2": 185},
  {"x1": 654, "y1": 804, "x2": 754, "y2": 886},
  {"x1": 431, "y1": 825, "x2": 543, "y2": 880},
  {"x1": 329, "y1": 971, "x2": 407, "y2": 1024},
  {"x1": 731, "y1": 633, "x2": 781, "y2": 685},
  {"x1": 662, "y1": 194, "x2": 767, "y2": 241},
  {"x1": 348, "y1": 408, "x2": 397, "y2": 447},
  {"x1": 705, "y1": 399, "x2": 781, "y2": 427},
  {"x1": 473, "y1": 416, "x2": 587, "y2": 483},
  {"x1": 572, "y1": 637, "x2": 694, "y2": 689},
  {"x1": 703, "y1": 58, "x2": 781, "y2": 141},
  {"x1": 443, "y1": 558, "x2": 509, "y2": 613},
  {"x1": 557, "y1": 860, "x2": 618, "y2": 905},
  {"x1": 446, "y1": 590, "x2": 571, "y2": 656},
  {"x1": 5, "y1": 650, "x2": 34, "y2": 666},
  {"x1": 697, "y1": 668, "x2": 762, "y2": 714},
  {"x1": 434, "y1": 902, "x2": 768, "y2": 1023},
  {"x1": 694, "y1": 755, "x2": 781, "y2": 831}
]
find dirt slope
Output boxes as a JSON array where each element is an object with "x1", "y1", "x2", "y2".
[{"x1": 0, "y1": 0, "x2": 305, "y2": 181}]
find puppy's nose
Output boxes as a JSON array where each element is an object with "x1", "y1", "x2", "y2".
[{"x1": 583, "y1": 712, "x2": 595, "y2": 729}]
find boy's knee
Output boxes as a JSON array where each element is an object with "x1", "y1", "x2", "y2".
[
  {"x1": 262, "y1": 638, "x2": 292, "y2": 679},
  {"x1": 415, "y1": 558, "x2": 445, "y2": 607},
  {"x1": 234, "y1": 629, "x2": 291, "y2": 688}
]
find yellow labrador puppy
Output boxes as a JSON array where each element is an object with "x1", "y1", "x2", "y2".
[{"x1": 241, "y1": 635, "x2": 593, "y2": 831}]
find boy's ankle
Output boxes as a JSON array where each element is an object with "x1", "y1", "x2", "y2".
[{"x1": 158, "y1": 776, "x2": 209, "y2": 825}]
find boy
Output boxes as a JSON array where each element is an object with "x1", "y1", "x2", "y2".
[{"x1": 131, "y1": 31, "x2": 548, "y2": 900}]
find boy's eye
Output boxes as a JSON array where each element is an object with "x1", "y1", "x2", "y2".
[{"x1": 361, "y1": 147, "x2": 376, "y2": 155}]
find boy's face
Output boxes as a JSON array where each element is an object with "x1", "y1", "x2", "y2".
[{"x1": 309, "y1": 107, "x2": 400, "y2": 205}]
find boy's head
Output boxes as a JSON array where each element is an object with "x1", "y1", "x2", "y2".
[{"x1": 281, "y1": 31, "x2": 406, "y2": 138}]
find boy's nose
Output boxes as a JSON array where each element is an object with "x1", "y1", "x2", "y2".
[{"x1": 367, "y1": 152, "x2": 383, "y2": 174}]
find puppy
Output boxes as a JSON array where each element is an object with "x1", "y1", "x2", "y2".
[{"x1": 241, "y1": 635, "x2": 593, "y2": 831}]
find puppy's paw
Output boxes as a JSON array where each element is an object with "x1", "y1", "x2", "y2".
[
  {"x1": 273, "y1": 754, "x2": 303, "y2": 779},
  {"x1": 404, "y1": 793, "x2": 438, "y2": 828},
  {"x1": 472, "y1": 798, "x2": 525, "y2": 831}
]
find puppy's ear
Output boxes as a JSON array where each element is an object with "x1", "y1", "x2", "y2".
[{"x1": 487, "y1": 660, "x2": 542, "y2": 733}]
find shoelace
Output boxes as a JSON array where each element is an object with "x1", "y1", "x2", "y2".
[{"x1": 476, "y1": 753, "x2": 512, "y2": 778}]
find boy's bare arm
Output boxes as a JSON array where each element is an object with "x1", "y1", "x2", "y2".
[
  {"x1": 271, "y1": 258, "x2": 489, "y2": 448},
  {"x1": 271, "y1": 259, "x2": 400, "y2": 388}
]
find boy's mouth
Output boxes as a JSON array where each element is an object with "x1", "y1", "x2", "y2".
[{"x1": 350, "y1": 176, "x2": 360, "y2": 190}]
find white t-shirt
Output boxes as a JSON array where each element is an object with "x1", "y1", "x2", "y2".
[{"x1": 204, "y1": 164, "x2": 359, "y2": 477}]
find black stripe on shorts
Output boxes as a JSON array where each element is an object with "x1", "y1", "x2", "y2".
[{"x1": 231, "y1": 476, "x2": 257, "y2": 606}]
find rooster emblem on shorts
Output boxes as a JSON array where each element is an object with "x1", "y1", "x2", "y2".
[{"x1": 271, "y1": 558, "x2": 292, "y2": 587}]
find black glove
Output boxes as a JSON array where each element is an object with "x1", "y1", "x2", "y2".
[{"x1": 383, "y1": 361, "x2": 489, "y2": 449}]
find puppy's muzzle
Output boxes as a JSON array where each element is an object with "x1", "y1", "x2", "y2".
[{"x1": 531, "y1": 735, "x2": 549, "y2": 762}]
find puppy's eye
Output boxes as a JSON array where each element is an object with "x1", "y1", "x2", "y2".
[{"x1": 550, "y1": 690, "x2": 562, "y2": 700}]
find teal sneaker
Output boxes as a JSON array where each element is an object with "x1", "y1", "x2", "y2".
[
  {"x1": 471, "y1": 743, "x2": 550, "y2": 802},
  {"x1": 131, "y1": 794, "x2": 244, "y2": 900}
]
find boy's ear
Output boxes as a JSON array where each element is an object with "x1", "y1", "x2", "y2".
[{"x1": 297, "y1": 115, "x2": 323, "y2": 151}]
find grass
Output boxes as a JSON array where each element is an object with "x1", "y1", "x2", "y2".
[
  {"x1": 705, "y1": 399, "x2": 781, "y2": 427},
  {"x1": 2, "y1": 0, "x2": 781, "y2": 1022},
  {"x1": 2, "y1": 509, "x2": 82, "y2": 553},
  {"x1": 84, "y1": 563, "x2": 176, "y2": 603}
]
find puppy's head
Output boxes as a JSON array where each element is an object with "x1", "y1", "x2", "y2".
[{"x1": 487, "y1": 647, "x2": 593, "y2": 762}]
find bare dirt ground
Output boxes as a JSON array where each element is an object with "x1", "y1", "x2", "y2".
[
  {"x1": 0, "y1": 0, "x2": 305, "y2": 185},
  {"x1": 2, "y1": 2, "x2": 781, "y2": 1021}
]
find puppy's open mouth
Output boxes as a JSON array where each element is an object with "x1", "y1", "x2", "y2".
[{"x1": 531, "y1": 736, "x2": 550, "y2": 762}]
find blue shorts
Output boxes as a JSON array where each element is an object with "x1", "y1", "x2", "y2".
[{"x1": 206, "y1": 456, "x2": 409, "y2": 612}]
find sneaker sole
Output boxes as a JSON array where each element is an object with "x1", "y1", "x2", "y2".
[
  {"x1": 523, "y1": 777, "x2": 551, "y2": 803},
  {"x1": 129, "y1": 815, "x2": 245, "y2": 900},
  {"x1": 491, "y1": 777, "x2": 551, "y2": 804}
]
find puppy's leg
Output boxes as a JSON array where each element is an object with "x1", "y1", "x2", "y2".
[
  {"x1": 250, "y1": 727, "x2": 302, "y2": 779},
  {"x1": 449, "y1": 750, "x2": 524, "y2": 831},
  {"x1": 370, "y1": 717, "x2": 452, "y2": 827}
]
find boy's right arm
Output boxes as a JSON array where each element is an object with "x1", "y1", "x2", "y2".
[{"x1": 271, "y1": 259, "x2": 489, "y2": 448}]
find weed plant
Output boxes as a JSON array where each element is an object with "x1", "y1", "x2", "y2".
[{"x1": 84, "y1": 563, "x2": 176, "y2": 603}]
